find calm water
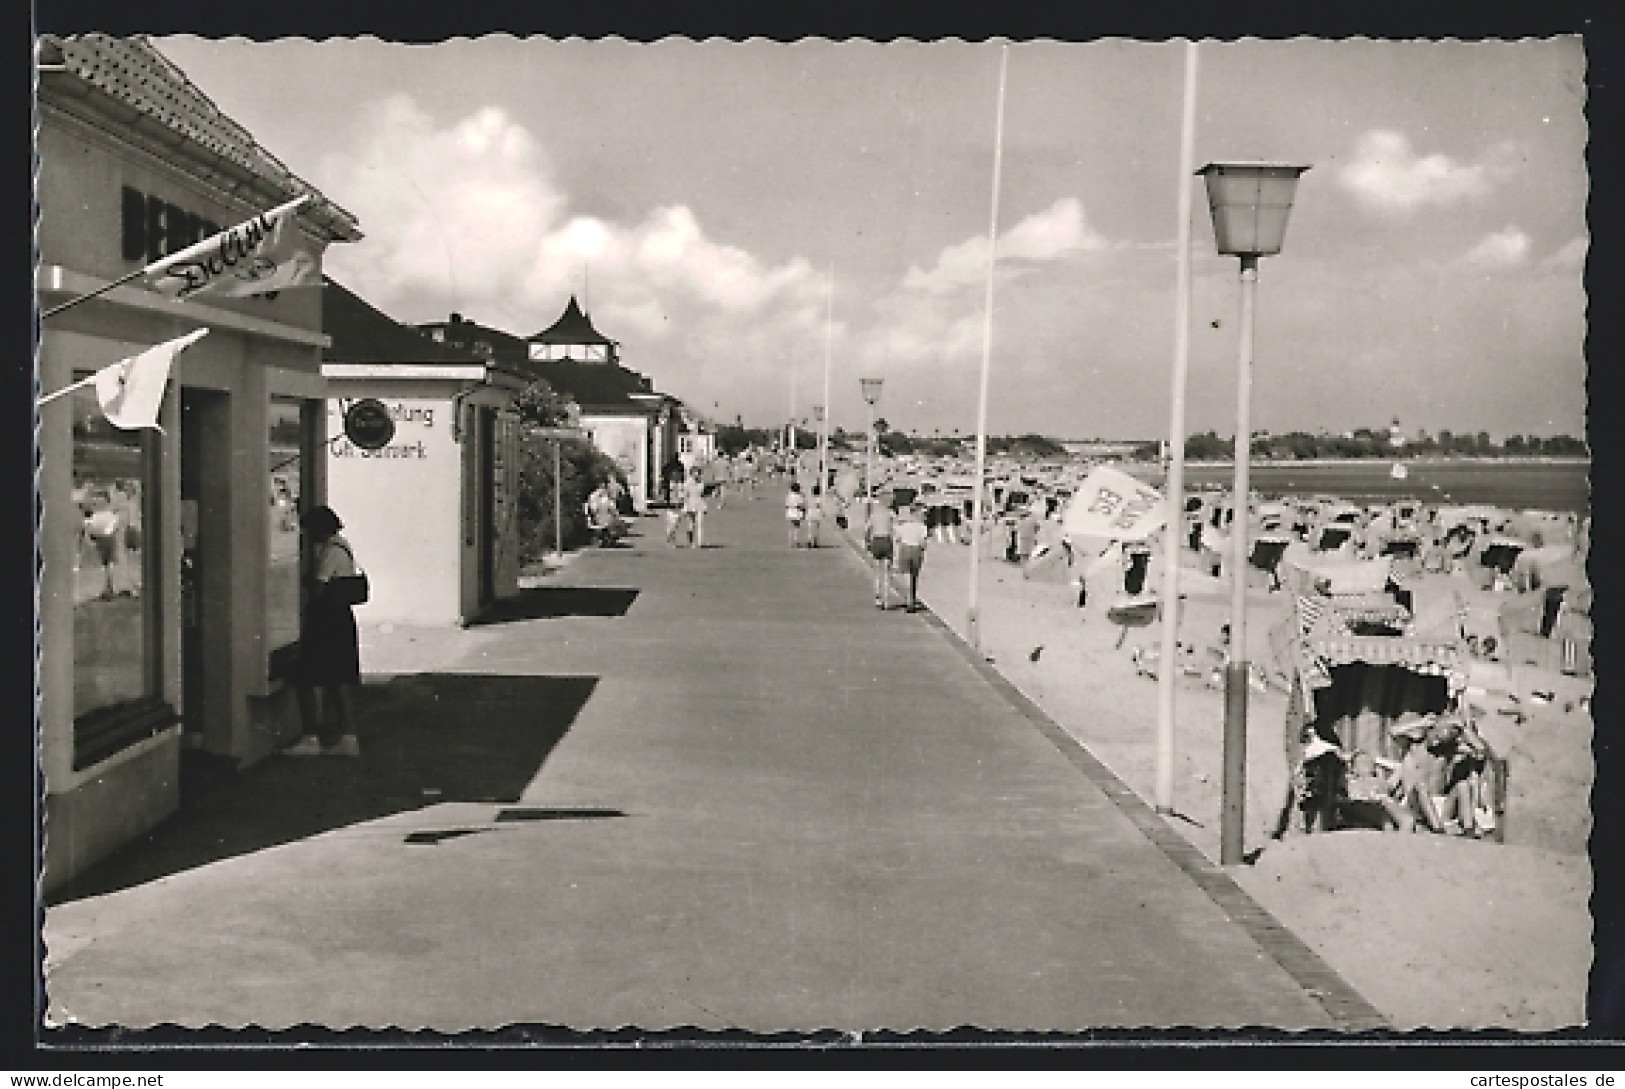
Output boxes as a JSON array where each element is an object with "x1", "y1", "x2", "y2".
[{"x1": 1124, "y1": 460, "x2": 1590, "y2": 515}]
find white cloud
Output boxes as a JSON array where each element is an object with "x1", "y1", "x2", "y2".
[
  {"x1": 320, "y1": 95, "x2": 825, "y2": 377},
  {"x1": 1542, "y1": 236, "x2": 1588, "y2": 272},
  {"x1": 1337, "y1": 129, "x2": 1516, "y2": 213},
  {"x1": 901, "y1": 198, "x2": 1105, "y2": 294},
  {"x1": 863, "y1": 198, "x2": 1105, "y2": 367},
  {"x1": 1464, "y1": 226, "x2": 1532, "y2": 269}
]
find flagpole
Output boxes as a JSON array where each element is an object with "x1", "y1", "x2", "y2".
[
  {"x1": 1155, "y1": 40, "x2": 1200, "y2": 815},
  {"x1": 40, "y1": 194, "x2": 311, "y2": 320},
  {"x1": 967, "y1": 42, "x2": 1009, "y2": 654},
  {"x1": 34, "y1": 374, "x2": 98, "y2": 407},
  {"x1": 819, "y1": 265, "x2": 834, "y2": 500},
  {"x1": 39, "y1": 267, "x2": 152, "y2": 321}
]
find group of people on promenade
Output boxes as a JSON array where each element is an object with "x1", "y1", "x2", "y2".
[
  {"x1": 782, "y1": 481, "x2": 847, "y2": 549},
  {"x1": 858, "y1": 492, "x2": 930, "y2": 612}
]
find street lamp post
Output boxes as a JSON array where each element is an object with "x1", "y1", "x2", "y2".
[
  {"x1": 813, "y1": 404, "x2": 828, "y2": 499},
  {"x1": 860, "y1": 378, "x2": 884, "y2": 504},
  {"x1": 1197, "y1": 161, "x2": 1309, "y2": 866}
]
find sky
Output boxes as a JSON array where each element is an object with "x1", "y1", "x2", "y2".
[{"x1": 152, "y1": 35, "x2": 1589, "y2": 440}]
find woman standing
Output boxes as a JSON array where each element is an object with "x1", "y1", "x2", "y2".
[
  {"x1": 785, "y1": 481, "x2": 807, "y2": 547},
  {"x1": 284, "y1": 506, "x2": 363, "y2": 757},
  {"x1": 682, "y1": 465, "x2": 710, "y2": 548}
]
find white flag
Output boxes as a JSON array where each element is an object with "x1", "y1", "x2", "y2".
[
  {"x1": 93, "y1": 329, "x2": 209, "y2": 431},
  {"x1": 1062, "y1": 464, "x2": 1168, "y2": 542},
  {"x1": 146, "y1": 195, "x2": 316, "y2": 301}
]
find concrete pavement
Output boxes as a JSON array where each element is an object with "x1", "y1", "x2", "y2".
[{"x1": 44, "y1": 484, "x2": 1374, "y2": 1032}]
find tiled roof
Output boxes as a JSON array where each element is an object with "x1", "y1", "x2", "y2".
[
  {"x1": 529, "y1": 296, "x2": 614, "y2": 346},
  {"x1": 521, "y1": 360, "x2": 659, "y2": 413},
  {"x1": 415, "y1": 313, "x2": 672, "y2": 412},
  {"x1": 322, "y1": 278, "x2": 489, "y2": 366},
  {"x1": 415, "y1": 316, "x2": 530, "y2": 365},
  {"x1": 38, "y1": 34, "x2": 361, "y2": 241}
]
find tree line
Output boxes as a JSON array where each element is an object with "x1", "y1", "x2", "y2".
[{"x1": 1181, "y1": 428, "x2": 1588, "y2": 461}]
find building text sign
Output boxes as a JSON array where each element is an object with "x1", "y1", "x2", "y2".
[{"x1": 331, "y1": 401, "x2": 435, "y2": 460}]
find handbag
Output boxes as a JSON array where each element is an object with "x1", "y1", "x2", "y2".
[
  {"x1": 327, "y1": 571, "x2": 370, "y2": 606},
  {"x1": 323, "y1": 541, "x2": 369, "y2": 605}
]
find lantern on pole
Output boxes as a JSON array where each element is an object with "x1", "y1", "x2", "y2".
[
  {"x1": 1196, "y1": 161, "x2": 1309, "y2": 866},
  {"x1": 859, "y1": 378, "x2": 884, "y2": 502}
]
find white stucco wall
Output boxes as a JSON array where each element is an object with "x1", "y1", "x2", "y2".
[{"x1": 326, "y1": 388, "x2": 463, "y2": 624}]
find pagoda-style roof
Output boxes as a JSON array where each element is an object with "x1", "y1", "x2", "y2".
[{"x1": 528, "y1": 296, "x2": 614, "y2": 346}]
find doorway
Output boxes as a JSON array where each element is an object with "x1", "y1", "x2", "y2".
[
  {"x1": 179, "y1": 388, "x2": 231, "y2": 759},
  {"x1": 478, "y1": 408, "x2": 496, "y2": 608}
]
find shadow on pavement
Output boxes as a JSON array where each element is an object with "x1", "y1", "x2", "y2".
[
  {"x1": 48, "y1": 673, "x2": 598, "y2": 904},
  {"x1": 468, "y1": 587, "x2": 639, "y2": 626}
]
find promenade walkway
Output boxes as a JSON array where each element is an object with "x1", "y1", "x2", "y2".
[{"x1": 44, "y1": 485, "x2": 1374, "y2": 1033}]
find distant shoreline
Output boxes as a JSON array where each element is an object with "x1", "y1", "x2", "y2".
[{"x1": 1170, "y1": 455, "x2": 1591, "y2": 469}]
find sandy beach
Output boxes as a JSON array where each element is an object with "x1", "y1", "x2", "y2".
[{"x1": 887, "y1": 522, "x2": 1593, "y2": 1030}]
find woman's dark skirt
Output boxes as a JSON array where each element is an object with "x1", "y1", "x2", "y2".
[{"x1": 297, "y1": 597, "x2": 361, "y2": 687}]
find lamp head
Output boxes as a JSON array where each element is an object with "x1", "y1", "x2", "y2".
[{"x1": 1196, "y1": 162, "x2": 1310, "y2": 257}]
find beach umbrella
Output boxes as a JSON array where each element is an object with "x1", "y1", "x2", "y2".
[{"x1": 1107, "y1": 593, "x2": 1161, "y2": 649}]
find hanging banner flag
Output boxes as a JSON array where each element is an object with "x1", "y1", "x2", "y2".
[
  {"x1": 1062, "y1": 464, "x2": 1168, "y2": 542},
  {"x1": 92, "y1": 329, "x2": 210, "y2": 431},
  {"x1": 146, "y1": 195, "x2": 316, "y2": 301}
]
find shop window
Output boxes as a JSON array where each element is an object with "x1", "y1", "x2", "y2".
[
  {"x1": 266, "y1": 398, "x2": 309, "y2": 673},
  {"x1": 70, "y1": 383, "x2": 169, "y2": 767}
]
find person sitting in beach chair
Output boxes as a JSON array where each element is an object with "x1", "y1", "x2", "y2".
[
  {"x1": 1389, "y1": 712, "x2": 1487, "y2": 836},
  {"x1": 584, "y1": 484, "x2": 627, "y2": 548},
  {"x1": 1339, "y1": 751, "x2": 1411, "y2": 832}
]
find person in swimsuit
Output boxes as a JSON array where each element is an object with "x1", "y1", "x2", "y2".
[{"x1": 866, "y1": 497, "x2": 896, "y2": 608}]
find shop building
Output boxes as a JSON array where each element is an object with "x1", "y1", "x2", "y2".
[
  {"x1": 35, "y1": 35, "x2": 362, "y2": 892},
  {"x1": 321, "y1": 280, "x2": 528, "y2": 625}
]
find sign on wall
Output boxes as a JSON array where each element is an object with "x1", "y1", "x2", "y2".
[
  {"x1": 343, "y1": 399, "x2": 395, "y2": 451},
  {"x1": 330, "y1": 400, "x2": 436, "y2": 460}
]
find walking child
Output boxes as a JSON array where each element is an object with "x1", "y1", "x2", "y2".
[
  {"x1": 804, "y1": 485, "x2": 825, "y2": 547},
  {"x1": 785, "y1": 481, "x2": 807, "y2": 547}
]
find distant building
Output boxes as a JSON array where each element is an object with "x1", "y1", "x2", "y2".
[
  {"x1": 418, "y1": 313, "x2": 528, "y2": 365},
  {"x1": 526, "y1": 295, "x2": 617, "y2": 364},
  {"x1": 417, "y1": 299, "x2": 686, "y2": 510}
]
